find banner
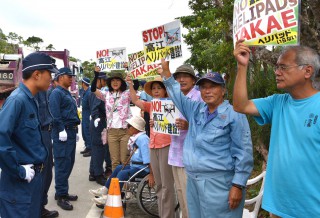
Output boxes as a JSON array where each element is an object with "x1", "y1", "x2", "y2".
[
  {"x1": 128, "y1": 50, "x2": 161, "y2": 80},
  {"x1": 96, "y1": 47, "x2": 127, "y2": 72},
  {"x1": 142, "y1": 20, "x2": 182, "y2": 65},
  {"x1": 233, "y1": 0, "x2": 300, "y2": 46},
  {"x1": 151, "y1": 99, "x2": 180, "y2": 136}
]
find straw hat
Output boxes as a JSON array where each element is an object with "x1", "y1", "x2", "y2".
[
  {"x1": 126, "y1": 115, "x2": 146, "y2": 132},
  {"x1": 143, "y1": 77, "x2": 168, "y2": 98}
]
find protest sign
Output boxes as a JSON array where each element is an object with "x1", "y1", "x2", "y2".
[
  {"x1": 151, "y1": 99, "x2": 180, "y2": 136},
  {"x1": 142, "y1": 20, "x2": 182, "y2": 65},
  {"x1": 96, "y1": 47, "x2": 127, "y2": 72},
  {"x1": 233, "y1": 0, "x2": 300, "y2": 46},
  {"x1": 128, "y1": 50, "x2": 161, "y2": 80}
]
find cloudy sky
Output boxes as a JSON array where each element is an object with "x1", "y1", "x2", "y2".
[{"x1": 0, "y1": 0, "x2": 192, "y2": 70}]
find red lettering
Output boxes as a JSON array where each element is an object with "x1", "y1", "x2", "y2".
[
  {"x1": 281, "y1": 9, "x2": 297, "y2": 28},
  {"x1": 267, "y1": 15, "x2": 282, "y2": 34},
  {"x1": 96, "y1": 49, "x2": 109, "y2": 58},
  {"x1": 250, "y1": 19, "x2": 265, "y2": 38},
  {"x1": 151, "y1": 100, "x2": 162, "y2": 112},
  {"x1": 142, "y1": 26, "x2": 165, "y2": 43}
]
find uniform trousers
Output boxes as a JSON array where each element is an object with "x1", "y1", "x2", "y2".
[
  {"x1": 81, "y1": 110, "x2": 92, "y2": 149},
  {"x1": 52, "y1": 128, "x2": 77, "y2": 196},
  {"x1": 41, "y1": 130, "x2": 53, "y2": 206}
]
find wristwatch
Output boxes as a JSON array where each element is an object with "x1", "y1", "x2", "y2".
[{"x1": 232, "y1": 183, "x2": 245, "y2": 190}]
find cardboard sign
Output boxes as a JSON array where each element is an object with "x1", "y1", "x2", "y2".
[
  {"x1": 142, "y1": 20, "x2": 182, "y2": 65},
  {"x1": 151, "y1": 99, "x2": 180, "y2": 136},
  {"x1": 96, "y1": 47, "x2": 127, "y2": 72},
  {"x1": 233, "y1": 0, "x2": 300, "y2": 46}
]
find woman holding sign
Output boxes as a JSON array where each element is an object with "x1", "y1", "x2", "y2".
[
  {"x1": 126, "y1": 75, "x2": 176, "y2": 218},
  {"x1": 91, "y1": 66, "x2": 131, "y2": 171}
]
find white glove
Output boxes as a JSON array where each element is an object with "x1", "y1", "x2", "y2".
[
  {"x1": 76, "y1": 134, "x2": 79, "y2": 142},
  {"x1": 59, "y1": 129, "x2": 68, "y2": 141},
  {"x1": 22, "y1": 164, "x2": 35, "y2": 183},
  {"x1": 89, "y1": 115, "x2": 92, "y2": 121},
  {"x1": 94, "y1": 118, "x2": 101, "y2": 128}
]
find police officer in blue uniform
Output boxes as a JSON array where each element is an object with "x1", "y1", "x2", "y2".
[
  {"x1": 88, "y1": 73, "x2": 108, "y2": 185},
  {"x1": 80, "y1": 77, "x2": 92, "y2": 157},
  {"x1": 0, "y1": 52, "x2": 56, "y2": 218},
  {"x1": 35, "y1": 90, "x2": 59, "y2": 218},
  {"x1": 49, "y1": 67, "x2": 80, "y2": 211}
]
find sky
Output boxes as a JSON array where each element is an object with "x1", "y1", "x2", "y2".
[{"x1": 0, "y1": 0, "x2": 193, "y2": 71}]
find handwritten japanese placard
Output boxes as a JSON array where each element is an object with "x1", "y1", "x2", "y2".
[
  {"x1": 96, "y1": 47, "x2": 127, "y2": 72},
  {"x1": 128, "y1": 50, "x2": 161, "y2": 80},
  {"x1": 151, "y1": 99, "x2": 180, "y2": 136},
  {"x1": 142, "y1": 20, "x2": 182, "y2": 65},
  {"x1": 233, "y1": 0, "x2": 300, "y2": 46}
]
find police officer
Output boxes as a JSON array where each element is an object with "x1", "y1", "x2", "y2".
[
  {"x1": 88, "y1": 72, "x2": 109, "y2": 185},
  {"x1": 35, "y1": 90, "x2": 59, "y2": 218},
  {"x1": 80, "y1": 77, "x2": 92, "y2": 157},
  {"x1": 0, "y1": 52, "x2": 55, "y2": 218},
  {"x1": 49, "y1": 67, "x2": 80, "y2": 211}
]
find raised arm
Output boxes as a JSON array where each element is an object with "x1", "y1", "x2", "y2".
[
  {"x1": 125, "y1": 74, "x2": 145, "y2": 111},
  {"x1": 233, "y1": 40, "x2": 260, "y2": 116},
  {"x1": 90, "y1": 66, "x2": 102, "y2": 99}
]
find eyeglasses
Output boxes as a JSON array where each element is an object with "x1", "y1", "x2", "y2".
[{"x1": 273, "y1": 64, "x2": 308, "y2": 72}]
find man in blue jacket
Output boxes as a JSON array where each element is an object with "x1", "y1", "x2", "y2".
[
  {"x1": 0, "y1": 52, "x2": 55, "y2": 218},
  {"x1": 49, "y1": 67, "x2": 80, "y2": 211}
]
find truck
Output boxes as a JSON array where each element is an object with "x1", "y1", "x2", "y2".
[{"x1": 0, "y1": 48, "x2": 80, "y2": 108}]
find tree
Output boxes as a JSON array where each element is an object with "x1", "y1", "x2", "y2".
[
  {"x1": 25, "y1": 36, "x2": 43, "y2": 51},
  {"x1": 45, "y1": 44, "x2": 55, "y2": 51}
]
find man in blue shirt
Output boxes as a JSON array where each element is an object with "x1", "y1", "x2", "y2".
[
  {"x1": 160, "y1": 60, "x2": 253, "y2": 218},
  {"x1": 233, "y1": 40, "x2": 320, "y2": 217},
  {"x1": 80, "y1": 77, "x2": 92, "y2": 157},
  {"x1": 49, "y1": 67, "x2": 80, "y2": 211},
  {"x1": 0, "y1": 52, "x2": 56, "y2": 218}
]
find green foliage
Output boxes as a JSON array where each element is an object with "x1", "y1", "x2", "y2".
[
  {"x1": 25, "y1": 36, "x2": 43, "y2": 51},
  {"x1": 45, "y1": 44, "x2": 55, "y2": 51},
  {"x1": 81, "y1": 60, "x2": 96, "y2": 84}
]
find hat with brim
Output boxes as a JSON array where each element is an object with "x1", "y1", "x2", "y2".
[
  {"x1": 144, "y1": 77, "x2": 168, "y2": 98},
  {"x1": 22, "y1": 52, "x2": 59, "y2": 74},
  {"x1": 126, "y1": 115, "x2": 146, "y2": 132},
  {"x1": 173, "y1": 64, "x2": 196, "y2": 80},
  {"x1": 195, "y1": 72, "x2": 225, "y2": 86},
  {"x1": 98, "y1": 72, "x2": 108, "y2": 80},
  {"x1": 82, "y1": 77, "x2": 90, "y2": 85},
  {"x1": 106, "y1": 72, "x2": 126, "y2": 89},
  {"x1": 55, "y1": 67, "x2": 75, "y2": 78}
]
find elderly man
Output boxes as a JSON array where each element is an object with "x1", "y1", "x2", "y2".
[
  {"x1": 233, "y1": 40, "x2": 320, "y2": 217},
  {"x1": 0, "y1": 52, "x2": 55, "y2": 218},
  {"x1": 159, "y1": 60, "x2": 253, "y2": 218}
]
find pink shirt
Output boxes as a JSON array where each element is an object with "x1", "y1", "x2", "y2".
[
  {"x1": 98, "y1": 90, "x2": 132, "y2": 129},
  {"x1": 168, "y1": 87, "x2": 202, "y2": 167},
  {"x1": 143, "y1": 101, "x2": 171, "y2": 149}
]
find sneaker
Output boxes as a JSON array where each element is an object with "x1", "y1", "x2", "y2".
[
  {"x1": 92, "y1": 195, "x2": 107, "y2": 205},
  {"x1": 89, "y1": 186, "x2": 108, "y2": 197}
]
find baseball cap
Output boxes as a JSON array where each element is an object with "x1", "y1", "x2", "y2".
[
  {"x1": 22, "y1": 52, "x2": 59, "y2": 74},
  {"x1": 195, "y1": 72, "x2": 225, "y2": 86}
]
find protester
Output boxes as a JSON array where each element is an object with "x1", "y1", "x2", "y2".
[
  {"x1": 159, "y1": 59, "x2": 253, "y2": 218},
  {"x1": 126, "y1": 75, "x2": 175, "y2": 218},
  {"x1": 35, "y1": 89, "x2": 59, "y2": 218},
  {"x1": 89, "y1": 115, "x2": 150, "y2": 206},
  {"x1": 169, "y1": 64, "x2": 202, "y2": 218},
  {"x1": 233, "y1": 40, "x2": 320, "y2": 217},
  {"x1": 80, "y1": 77, "x2": 92, "y2": 157},
  {"x1": 91, "y1": 66, "x2": 131, "y2": 171},
  {"x1": 88, "y1": 72, "x2": 109, "y2": 185},
  {"x1": 49, "y1": 67, "x2": 80, "y2": 211},
  {"x1": 138, "y1": 79, "x2": 152, "y2": 137},
  {"x1": 0, "y1": 52, "x2": 54, "y2": 218}
]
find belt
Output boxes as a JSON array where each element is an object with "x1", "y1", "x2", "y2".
[
  {"x1": 41, "y1": 124, "x2": 52, "y2": 131},
  {"x1": 65, "y1": 125, "x2": 78, "y2": 130},
  {"x1": 31, "y1": 163, "x2": 45, "y2": 173},
  {"x1": 131, "y1": 161, "x2": 147, "y2": 165}
]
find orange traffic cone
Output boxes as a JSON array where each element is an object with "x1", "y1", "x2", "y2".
[{"x1": 103, "y1": 178, "x2": 124, "y2": 218}]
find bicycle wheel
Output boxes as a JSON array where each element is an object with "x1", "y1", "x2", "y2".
[{"x1": 137, "y1": 175, "x2": 159, "y2": 217}]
